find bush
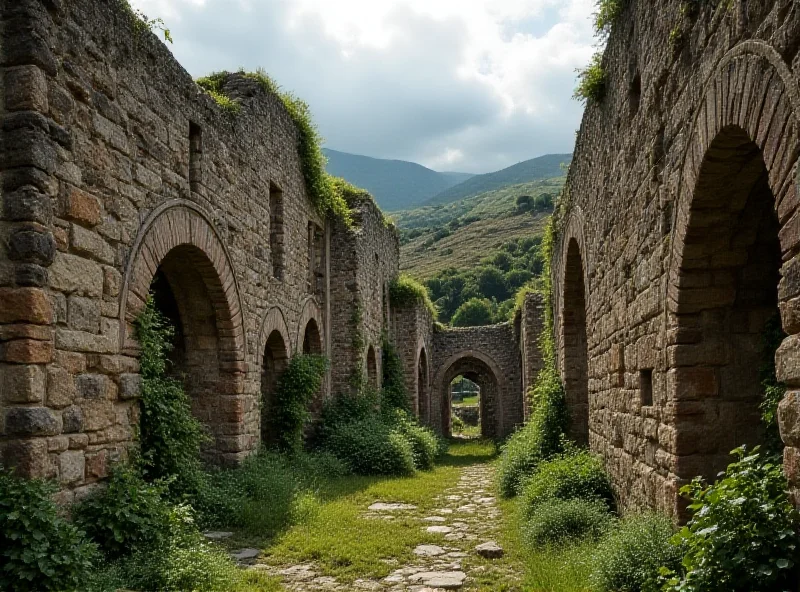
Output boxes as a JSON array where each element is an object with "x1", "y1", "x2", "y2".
[
  {"x1": 324, "y1": 417, "x2": 417, "y2": 476},
  {"x1": 590, "y1": 513, "x2": 681, "y2": 592},
  {"x1": 497, "y1": 365, "x2": 569, "y2": 497},
  {"x1": 268, "y1": 354, "x2": 329, "y2": 453},
  {"x1": 390, "y1": 410, "x2": 440, "y2": 470},
  {"x1": 390, "y1": 274, "x2": 437, "y2": 318},
  {"x1": 523, "y1": 498, "x2": 613, "y2": 548},
  {"x1": 0, "y1": 468, "x2": 96, "y2": 592},
  {"x1": 451, "y1": 297, "x2": 495, "y2": 327},
  {"x1": 382, "y1": 340, "x2": 411, "y2": 413},
  {"x1": 136, "y1": 297, "x2": 208, "y2": 497},
  {"x1": 74, "y1": 464, "x2": 174, "y2": 559},
  {"x1": 520, "y1": 449, "x2": 614, "y2": 518},
  {"x1": 574, "y1": 53, "x2": 606, "y2": 104},
  {"x1": 663, "y1": 447, "x2": 800, "y2": 591}
]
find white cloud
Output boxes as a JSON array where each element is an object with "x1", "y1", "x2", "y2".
[{"x1": 129, "y1": 0, "x2": 594, "y2": 173}]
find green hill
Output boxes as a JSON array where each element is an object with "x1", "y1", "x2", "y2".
[
  {"x1": 425, "y1": 153, "x2": 572, "y2": 206},
  {"x1": 393, "y1": 176, "x2": 564, "y2": 280},
  {"x1": 323, "y1": 149, "x2": 473, "y2": 212}
]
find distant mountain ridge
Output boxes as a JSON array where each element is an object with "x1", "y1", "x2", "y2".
[
  {"x1": 425, "y1": 153, "x2": 572, "y2": 205},
  {"x1": 323, "y1": 149, "x2": 473, "y2": 212}
]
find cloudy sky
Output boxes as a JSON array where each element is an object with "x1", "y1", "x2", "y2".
[{"x1": 130, "y1": 0, "x2": 596, "y2": 174}]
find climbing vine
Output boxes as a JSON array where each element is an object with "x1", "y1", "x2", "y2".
[
  {"x1": 196, "y1": 70, "x2": 352, "y2": 224},
  {"x1": 389, "y1": 274, "x2": 437, "y2": 319}
]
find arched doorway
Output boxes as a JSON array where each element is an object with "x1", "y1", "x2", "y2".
[
  {"x1": 438, "y1": 354, "x2": 503, "y2": 439},
  {"x1": 561, "y1": 238, "x2": 589, "y2": 446},
  {"x1": 367, "y1": 345, "x2": 378, "y2": 389},
  {"x1": 670, "y1": 125, "x2": 780, "y2": 481},
  {"x1": 450, "y1": 375, "x2": 481, "y2": 438},
  {"x1": 261, "y1": 330, "x2": 289, "y2": 445},
  {"x1": 303, "y1": 319, "x2": 322, "y2": 355},
  {"x1": 418, "y1": 347, "x2": 429, "y2": 422}
]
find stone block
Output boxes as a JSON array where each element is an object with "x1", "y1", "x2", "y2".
[
  {"x1": 58, "y1": 450, "x2": 85, "y2": 484},
  {"x1": 4, "y1": 407, "x2": 61, "y2": 436},
  {"x1": 4, "y1": 65, "x2": 49, "y2": 112},
  {"x1": 63, "y1": 186, "x2": 101, "y2": 226},
  {"x1": 3, "y1": 339, "x2": 53, "y2": 364},
  {"x1": 1, "y1": 364, "x2": 45, "y2": 404},
  {"x1": 71, "y1": 225, "x2": 114, "y2": 264},
  {"x1": 80, "y1": 400, "x2": 114, "y2": 431},
  {"x1": 0, "y1": 287, "x2": 53, "y2": 324},
  {"x1": 3, "y1": 185, "x2": 52, "y2": 224},
  {"x1": 118, "y1": 373, "x2": 141, "y2": 399},
  {"x1": 62, "y1": 405, "x2": 83, "y2": 434},
  {"x1": 68, "y1": 295, "x2": 100, "y2": 333},
  {"x1": 1, "y1": 438, "x2": 51, "y2": 478},
  {"x1": 76, "y1": 373, "x2": 107, "y2": 400},
  {"x1": 8, "y1": 229, "x2": 56, "y2": 266},
  {"x1": 15, "y1": 263, "x2": 48, "y2": 287},
  {"x1": 85, "y1": 450, "x2": 107, "y2": 479},
  {"x1": 47, "y1": 366, "x2": 76, "y2": 408},
  {"x1": 776, "y1": 335, "x2": 800, "y2": 387},
  {"x1": 49, "y1": 253, "x2": 103, "y2": 297}
]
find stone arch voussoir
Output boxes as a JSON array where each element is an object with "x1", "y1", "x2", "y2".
[
  {"x1": 296, "y1": 297, "x2": 325, "y2": 355},
  {"x1": 257, "y1": 306, "x2": 292, "y2": 368}
]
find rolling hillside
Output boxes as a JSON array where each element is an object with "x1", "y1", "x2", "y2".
[
  {"x1": 393, "y1": 176, "x2": 565, "y2": 280},
  {"x1": 425, "y1": 153, "x2": 572, "y2": 206},
  {"x1": 323, "y1": 149, "x2": 473, "y2": 211}
]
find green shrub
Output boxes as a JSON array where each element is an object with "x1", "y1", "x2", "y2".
[
  {"x1": 324, "y1": 417, "x2": 416, "y2": 476},
  {"x1": 520, "y1": 449, "x2": 614, "y2": 518},
  {"x1": 74, "y1": 464, "x2": 174, "y2": 559},
  {"x1": 497, "y1": 366, "x2": 569, "y2": 497},
  {"x1": 523, "y1": 498, "x2": 613, "y2": 548},
  {"x1": 663, "y1": 447, "x2": 800, "y2": 591},
  {"x1": 590, "y1": 513, "x2": 681, "y2": 592},
  {"x1": 268, "y1": 354, "x2": 329, "y2": 453},
  {"x1": 390, "y1": 410, "x2": 440, "y2": 470},
  {"x1": 136, "y1": 297, "x2": 208, "y2": 497},
  {"x1": 389, "y1": 274, "x2": 437, "y2": 319},
  {"x1": 574, "y1": 53, "x2": 607, "y2": 104},
  {"x1": 0, "y1": 468, "x2": 96, "y2": 592},
  {"x1": 594, "y1": 0, "x2": 624, "y2": 36},
  {"x1": 382, "y1": 340, "x2": 411, "y2": 413},
  {"x1": 451, "y1": 297, "x2": 495, "y2": 327}
]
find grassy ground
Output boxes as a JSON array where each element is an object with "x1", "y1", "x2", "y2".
[
  {"x1": 221, "y1": 440, "x2": 597, "y2": 590},
  {"x1": 454, "y1": 395, "x2": 480, "y2": 406}
]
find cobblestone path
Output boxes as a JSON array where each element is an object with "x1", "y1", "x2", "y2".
[{"x1": 248, "y1": 463, "x2": 522, "y2": 591}]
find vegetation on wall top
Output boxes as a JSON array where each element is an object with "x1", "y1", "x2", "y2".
[
  {"x1": 389, "y1": 274, "x2": 438, "y2": 319},
  {"x1": 196, "y1": 70, "x2": 354, "y2": 225},
  {"x1": 119, "y1": 0, "x2": 173, "y2": 43}
]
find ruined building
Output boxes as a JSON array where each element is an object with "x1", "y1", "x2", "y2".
[
  {"x1": 0, "y1": 0, "x2": 534, "y2": 500},
  {"x1": 552, "y1": 0, "x2": 800, "y2": 516}
]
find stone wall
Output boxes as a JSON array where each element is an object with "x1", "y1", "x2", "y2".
[
  {"x1": 391, "y1": 302, "x2": 434, "y2": 422},
  {"x1": 517, "y1": 292, "x2": 546, "y2": 420},
  {"x1": 431, "y1": 323, "x2": 523, "y2": 439},
  {"x1": 551, "y1": 0, "x2": 800, "y2": 517},
  {"x1": 0, "y1": 0, "x2": 395, "y2": 499}
]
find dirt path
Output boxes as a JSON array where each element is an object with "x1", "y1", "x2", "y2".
[{"x1": 249, "y1": 463, "x2": 522, "y2": 591}]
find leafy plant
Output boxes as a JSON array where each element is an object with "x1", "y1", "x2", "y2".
[
  {"x1": 324, "y1": 416, "x2": 417, "y2": 476},
  {"x1": 135, "y1": 297, "x2": 209, "y2": 497},
  {"x1": 382, "y1": 339, "x2": 411, "y2": 413},
  {"x1": 523, "y1": 498, "x2": 614, "y2": 548},
  {"x1": 575, "y1": 53, "x2": 607, "y2": 104},
  {"x1": 268, "y1": 354, "x2": 329, "y2": 454},
  {"x1": 594, "y1": 0, "x2": 624, "y2": 36},
  {"x1": 520, "y1": 448, "x2": 614, "y2": 518},
  {"x1": 590, "y1": 513, "x2": 680, "y2": 592},
  {"x1": 195, "y1": 70, "x2": 352, "y2": 223},
  {"x1": 120, "y1": 0, "x2": 173, "y2": 43},
  {"x1": 760, "y1": 313, "x2": 787, "y2": 454},
  {"x1": 74, "y1": 464, "x2": 174, "y2": 560},
  {"x1": 0, "y1": 468, "x2": 96, "y2": 592},
  {"x1": 390, "y1": 274, "x2": 438, "y2": 319},
  {"x1": 662, "y1": 447, "x2": 800, "y2": 591},
  {"x1": 451, "y1": 297, "x2": 496, "y2": 327}
]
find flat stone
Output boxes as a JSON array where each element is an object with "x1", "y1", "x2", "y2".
[
  {"x1": 204, "y1": 531, "x2": 233, "y2": 540},
  {"x1": 475, "y1": 541, "x2": 504, "y2": 559},
  {"x1": 368, "y1": 502, "x2": 417, "y2": 511},
  {"x1": 409, "y1": 571, "x2": 467, "y2": 589},
  {"x1": 423, "y1": 516, "x2": 446, "y2": 522},
  {"x1": 426, "y1": 525, "x2": 453, "y2": 534},
  {"x1": 414, "y1": 544, "x2": 446, "y2": 557},
  {"x1": 231, "y1": 548, "x2": 260, "y2": 562}
]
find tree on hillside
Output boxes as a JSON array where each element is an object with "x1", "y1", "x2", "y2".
[{"x1": 451, "y1": 298, "x2": 495, "y2": 327}]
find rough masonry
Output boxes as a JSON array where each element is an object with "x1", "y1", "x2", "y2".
[
  {"x1": 552, "y1": 0, "x2": 800, "y2": 517},
  {"x1": 0, "y1": 0, "x2": 539, "y2": 499}
]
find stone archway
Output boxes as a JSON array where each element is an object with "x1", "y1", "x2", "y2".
[
  {"x1": 665, "y1": 44, "x2": 800, "y2": 488},
  {"x1": 257, "y1": 307, "x2": 291, "y2": 446},
  {"x1": 434, "y1": 351, "x2": 506, "y2": 439},
  {"x1": 417, "y1": 346, "x2": 430, "y2": 422},
  {"x1": 560, "y1": 238, "x2": 590, "y2": 446},
  {"x1": 119, "y1": 201, "x2": 249, "y2": 465}
]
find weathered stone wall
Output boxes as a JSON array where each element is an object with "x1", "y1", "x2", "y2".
[
  {"x1": 329, "y1": 194, "x2": 399, "y2": 395},
  {"x1": 431, "y1": 323, "x2": 523, "y2": 439},
  {"x1": 0, "y1": 0, "x2": 398, "y2": 499},
  {"x1": 517, "y1": 292, "x2": 546, "y2": 420},
  {"x1": 391, "y1": 302, "x2": 434, "y2": 422},
  {"x1": 551, "y1": 0, "x2": 800, "y2": 517}
]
